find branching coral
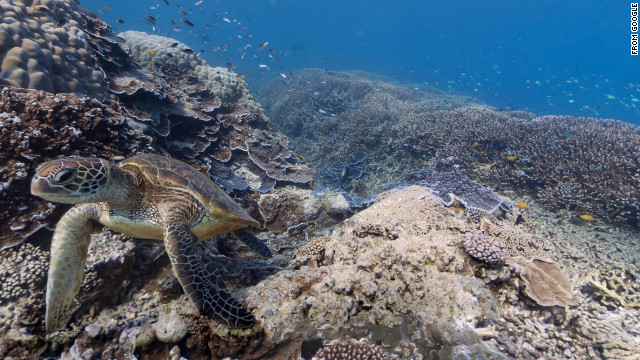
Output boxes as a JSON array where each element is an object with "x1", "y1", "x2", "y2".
[{"x1": 258, "y1": 69, "x2": 640, "y2": 227}]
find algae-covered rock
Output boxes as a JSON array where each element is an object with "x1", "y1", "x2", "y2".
[{"x1": 246, "y1": 186, "x2": 505, "y2": 358}]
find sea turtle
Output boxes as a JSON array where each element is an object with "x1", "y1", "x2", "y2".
[{"x1": 31, "y1": 153, "x2": 271, "y2": 332}]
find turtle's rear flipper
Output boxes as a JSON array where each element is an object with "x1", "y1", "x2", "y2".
[
  {"x1": 46, "y1": 204, "x2": 97, "y2": 332},
  {"x1": 164, "y1": 222, "x2": 255, "y2": 328},
  {"x1": 230, "y1": 228, "x2": 272, "y2": 259}
]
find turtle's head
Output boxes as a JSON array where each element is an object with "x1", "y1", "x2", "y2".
[{"x1": 31, "y1": 157, "x2": 114, "y2": 203}]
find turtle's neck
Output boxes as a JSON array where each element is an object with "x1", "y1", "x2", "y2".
[{"x1": 100, "y1": 165, "x2": 143, "y2": 210}]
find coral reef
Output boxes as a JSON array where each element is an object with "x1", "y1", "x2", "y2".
[
  {"x1": 311, "y1": 339, "x2": 388, "y2": 360},
  {"x1": 477, "y1": 197, "x2": 640, "y2": 359},
  {"x1": 120, "y1": 30, "x2": 261, "y2": 114},
  {"x1": 0, "y1": 87, "x2": 152, "y2": 250},
  {"x1": 0, "y1": 232, "x2": 135, "y2": 359},
  {"x1": 390, "y1": 158, "x2": 512, "y2": 215},
  {"x1": 258, "y1": 69, "x2": 640, "y2": 227},
  {"x1": 0, "y1": 30, "x2": 312, "y2": 249},
  {"x1": 0, "y1": 0, "x2": 121, "y2": 97},
  {"x1": 247, "y1": 186, "x2": 506, "y2": 359},
  {"x1": 2, "y1": 182, "x2": 639, "y2": 359},
  {"x1": 463, "y1": 234, "x2": 508, "y2": 266},
  {"x1": 1, "y1": 7, "x2": 638, "y2": 360}
]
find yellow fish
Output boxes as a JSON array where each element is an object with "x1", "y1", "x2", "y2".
[
  {"x1": 515, "y1": 202, "x2": 528, "y2": 209},
  {"x1": 146, "y1": 49, "x2": 155, "y2": 55},
  {"x1": 472, "y1": 141, "x2": 479, "y2": 146},
  {"x1": 507, "y1": 156, "x2": 517, "y2": 161},
  {"x1": 580, "y1": 214, "x2": 595, "y2": 221}
]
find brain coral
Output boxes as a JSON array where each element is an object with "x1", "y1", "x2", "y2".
[
  {"x1": 0, "y1": 0, "x2": 107, "y2": 97},
  {"x1": 120, "y1": 30, "x2": 262, "y2": 114}
]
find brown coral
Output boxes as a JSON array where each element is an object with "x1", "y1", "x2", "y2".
[
  {"x1": 312, "y1": 340, "x2": 389, "y2": 360},
  {"x1": 509, "y1": 257, "x2": 577, "y2": 307},
  {"x1": 258, "y1": 69, "x2": 640, "y2": 227},
  {"x1": 0, "y1": 87, "x2": 152, "y2": 250},
  {"x1": 463, "y1": 234, "x2": 508, "y2": 265}
]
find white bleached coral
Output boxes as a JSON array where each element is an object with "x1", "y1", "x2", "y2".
[
  {"x1": 0, "y1": 0, "x2": 106, "y2": 97},
  {"x1": 119, "y1": 30, "x2": 262, "y2": 114}
]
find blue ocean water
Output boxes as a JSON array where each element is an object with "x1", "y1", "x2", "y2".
[{"x1": 87, "y1": 0, "x2": 639, "y2": 124}]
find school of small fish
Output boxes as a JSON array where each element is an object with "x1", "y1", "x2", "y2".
[{"x1": 99, "y1": 0, "x2": 285, "y2": 83}]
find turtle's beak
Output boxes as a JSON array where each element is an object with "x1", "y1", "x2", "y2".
[
  {"x1": 30, "y1": 176, "x2": 50, "y2": 197},
  {"x1": 31, "y1": 176, "x2": 77, "y2": 203}
]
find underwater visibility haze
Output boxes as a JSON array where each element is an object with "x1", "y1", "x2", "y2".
[
  {"x1": 0, "y1": 0, "x2": 639, "y2": 359},
  {"x1": 93, "y1": 0, "x2": 640, "y2": 123}
]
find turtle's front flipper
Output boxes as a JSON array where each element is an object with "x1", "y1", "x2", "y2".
[
  {"x1": 46, "y1": 204, "x2": 98, "y2": 332},
  {"x1": 230, "y1": 228, "x2": 272, "y2": 259},
  {"x1": 163, "y1": 221, "x2": 255, "y2": 328}
]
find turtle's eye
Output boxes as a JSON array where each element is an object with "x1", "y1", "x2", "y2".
[{"x1": 52, "y1": 168, "x2": 77, "y2": 184}]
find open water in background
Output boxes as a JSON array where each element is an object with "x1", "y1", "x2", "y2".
[{"x1": 87, "y1": 0, "x2": 639, "y2": 124}]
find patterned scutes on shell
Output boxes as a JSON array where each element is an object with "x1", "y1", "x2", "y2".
[{"x1": 119, "y1": 154, "x2": 258, "y2": 227}]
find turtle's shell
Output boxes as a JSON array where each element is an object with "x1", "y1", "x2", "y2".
[{"x1": 119, "y1": 154, "x2": 259, "y2": 232}]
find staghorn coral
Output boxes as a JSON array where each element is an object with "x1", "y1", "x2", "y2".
[
  {"x1": 258, "y1": 69, "x2": 477, "y2": 199},
  {"x1": 258, "y1": 69, "x2": 640, "y2": 227}
]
